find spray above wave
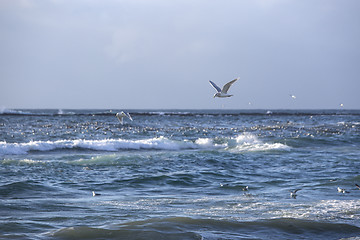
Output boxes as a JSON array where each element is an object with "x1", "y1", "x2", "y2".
[{"x1": 0, "y1": 134, "x2": 289, "y2": 155}]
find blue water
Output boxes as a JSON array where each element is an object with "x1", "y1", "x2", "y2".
[{"x1": 1, "y1": 109, "x2": 360, "y2": 239}]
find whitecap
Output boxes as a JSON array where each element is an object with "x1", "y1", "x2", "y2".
[
  {"x1": 0, "y1": 134, "x2": 290, "y2": 155},
  {"x1": 195, "y1": 138, "x2": 214, "y2": 147},
  {"x1": 0, "y1": 108, "x2": 32, "y2": 115},
  {"x1": 0, "y1": 137, "x2": 199, "y2": 155},
  {"x1": 228, "y1": 133, "x2": 290, "y2": 152}
]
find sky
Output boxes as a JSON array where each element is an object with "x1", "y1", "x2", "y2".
[{"x1": 1, "y1": 0, "x2": 359, "y2": 109}]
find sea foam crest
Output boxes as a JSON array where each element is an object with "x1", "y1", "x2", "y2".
[
  {"x1": 228, "y1": 133, "x2": 290, "y2": 152},
  {"x1": 0, "y1": 137, "x2": 198, "y2": 155},
  {"x1": 0, "y1": 134, "x2": 289, "y2": 155}
]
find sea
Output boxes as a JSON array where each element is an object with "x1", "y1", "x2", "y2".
[{"x1": 1, "y1": 109, "x2": 360, "y2": 240}]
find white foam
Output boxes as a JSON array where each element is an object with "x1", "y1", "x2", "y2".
[
  {"x1": 0, "y1": 137, "x2": 198, "y2": 155},
  {"x1": 0, "y1": 108, "x2": 31, "y2": 115},
  {"x1": 2, "y1": 158, "x2": 45, "y2": 165},
  {"x1": 228, "y1": 133, "x2": 290, "y2": 152},
  {"x1": 0, "y1": 134, "x2": 290, "y2": 155},
  {"x1": 195, "y1": 138, "x2": 214, "y2": 147},
  {"x1": 276, "y1": 200, "x2": 360, "y2": 223}
]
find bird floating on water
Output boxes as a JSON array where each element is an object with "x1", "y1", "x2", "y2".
[
  {"x1": 92, "y1": 191, "x2": 101, "y2": 197},
  {"x1": 209, "y1": 77, "x2": 239, "y2": 98},
  {"x1": 116, "y1": 111, "x2": 133, "y2": 124},
  {"x1": 337, "y1": 187, "x2": 349, "y2": 193}
]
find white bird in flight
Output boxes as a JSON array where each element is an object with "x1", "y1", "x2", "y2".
[
  {"x1": 116, "y1": 111, "x2": 133, "y2": 124},
  {"x1": 289, "y1": 94, "x2": 296, "y2": 99},
  {"x1": 290, "y1": 189, "x2": 301, "y2": 198},
  {"x1": 209, "y1": 77, "x2": 239, "y2": 98}
]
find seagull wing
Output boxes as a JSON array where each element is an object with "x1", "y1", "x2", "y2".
[
  {"x1": 221, "y1": 77, "x2": 239, "y2": 94},
  {"x1": 125, "y1": 112, "x2": 133, "y2": 121},
  {"x1": 209, "y1": 81, "x2": 221, "y2": 92}
]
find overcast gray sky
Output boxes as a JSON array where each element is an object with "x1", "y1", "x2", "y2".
[{"x1": 1, "y1": 0, "x2": 359, "y2": 109}]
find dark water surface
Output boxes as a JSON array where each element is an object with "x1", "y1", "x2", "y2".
[{"x1": 1, "y1": 109, "x2": 360, "y2": 239}]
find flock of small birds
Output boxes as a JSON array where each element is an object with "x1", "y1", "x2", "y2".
[
  {"x1": 291, "y1": 184, "x2": 360, "y2": 199},
  {"x1": 335, "y1": 183, "x2": 360, "y2": 195},
  {"x1": 288, "y1": 184, "x2": 360, "y2": 199},
  {"x1": 213, "y1": 183, "x2": 360, "y2": 200},
  {"x1": 91, "y1": 184, "x2": 360, "y2": 197}
]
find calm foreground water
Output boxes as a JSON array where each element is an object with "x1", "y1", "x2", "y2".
[{"x1": 1, "y1": 109, "x2": 360, "y2": 240}]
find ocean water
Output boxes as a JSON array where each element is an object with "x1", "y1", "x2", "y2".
[{"x1": 1, "y1": 109, "x2": 360, "y2": 240}]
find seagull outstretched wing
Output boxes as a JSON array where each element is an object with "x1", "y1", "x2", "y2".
[
  {"x1": 125, "y1": 112, "x2": 133, "y2": 121},
  {"x1": 293, "y1": 189, "x2": 301, "y2": 193},
  {"x1": 222, "y1": 77, "x2": 239, "y2": 94},
  {"x1": 209, "y1": 81, "x2": 221, "y2": 93}
]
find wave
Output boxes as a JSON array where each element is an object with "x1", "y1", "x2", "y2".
[
  {"x1": 0, "y1": 108, "x2": 112, "y2": 117},
  {"x1": 0, "y1": 180, "x2": 56, "y2": 199},
  {"x1": 0, "y1": 137, "x2": 196, "y2": 155},
  {"x1": 0, "y1": 108, "x2": 34, "y2": 116},
  {"x1": 50, "y1": 217, "x2": 360, "y2": 240},
  {"x1": 0, "y1": 134, "x2": 289, "y2": 155},
  {"x1": 229, "y1": 133, "x2": 290, "y2": 152}
]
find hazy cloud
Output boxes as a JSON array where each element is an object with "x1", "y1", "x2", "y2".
[{"x1": 1, "y1": 0, "x2": 359, "y2": 109}]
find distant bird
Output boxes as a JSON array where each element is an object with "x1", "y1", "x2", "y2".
[
  {"x1": 289, "y1": 94, "x2": 296, "y2": 99},
  {"x1": 116, "y1": 111, "x2": 133, "y2": 124},
  {"x1": 219, "y1": 183, "x2": 248, "y2": 191},
  {"x1": 290, "y1": 189, "x2": 301, "y2": 199},
  {"x1": 337, "y1": 187, "x2": 349, "y2": 193},
  {"x1": 355, "y1": 184, "x2": 360, "y2": 190},
  {"x1": 92, "y1": 191, "x2": 101, "y2": 197},
  {"x1": 209, "y1": 77, "x2": 239, "y2": 98}
]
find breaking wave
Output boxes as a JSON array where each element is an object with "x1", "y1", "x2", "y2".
[
  {"x1": 0, "y1": 134, "x2": 289, "y2": 155},
  {"x1": 51, "y1": 217, "x2": 360, "y2": 240}
]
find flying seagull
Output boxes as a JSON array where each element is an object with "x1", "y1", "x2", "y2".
[
  {"x1": 290, "y1": 189, "x2": 301, "y2": 198},
  {"x1": 209, "y1": 77, "x2": 239, "y2": 98},
  {"x1": 355, "y1": 183, "x2": 360, "y2": 190},
  {"x1": 116, "y1": 111, "x2": 133, "y2": 124}
]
